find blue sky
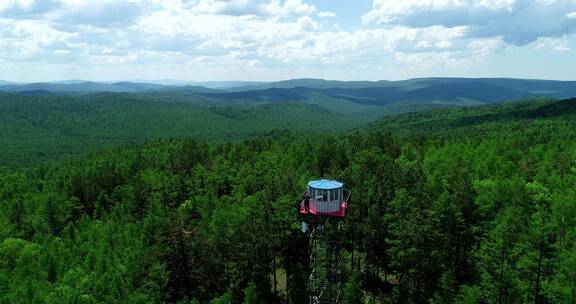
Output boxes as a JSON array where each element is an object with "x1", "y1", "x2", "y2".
[{"x1": 0, "y1": 0, "x2": 575, "y2": 82}]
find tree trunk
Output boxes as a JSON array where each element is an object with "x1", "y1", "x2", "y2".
[
  {"x1": 351, "y1": 243, "x2": 355, "y2": 272},
  {"x1": 273, "y1": 256, "x2": 277, "y2": 295},
  {"x1": 286, "y1": 262, "x2": 289, "y2": 304},
  {"x1": 534, "y1": 236, "x2": 544, "y2": 304},
  {"x1": 498, "y1": 242, "x2": 506, "y2": 304},
  {"x1": 571, "y1": 280, "x2": 575, "y2": 304},
  {"x1": 177, "y1": 228, "x2": 192, "y2": 299}
]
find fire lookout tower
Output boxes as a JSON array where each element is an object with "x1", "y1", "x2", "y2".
[{"x1": 299, "y1": 179, "x2": 349, "y2": 304}]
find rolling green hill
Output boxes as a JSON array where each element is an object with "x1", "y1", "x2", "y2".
[
  {"x1": 0, "y1": 92, "x2": 363, "y2": 167},
  {"x1": 367, "y1": 97, "x2": 576, "y2": 137},
  {"x1": 3, "y1": 90, "x2": 575, "y2": 169}
]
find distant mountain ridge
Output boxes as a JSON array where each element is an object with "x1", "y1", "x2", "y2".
[
  {"x1": 231, "y1": 78, "x2": 392, "y2": 90},
  {"x1": 1, "y1": 78, "x2": 575, "y2": 110},
  {"x1": 232, "y1": 77, "x2": 576, "y2": 92},
  {"x1": 0, "y1": 81, "x2": 219, "y2": 94},
  {"x1": 0, "y1": 80, "x2": 17, "y2": 85},
  {"x1": 0, "y1": 80, "x2": 266, "y2": 90},
  {"x1": 202, "y1": 78, "x2": 576, "y2": 107}
]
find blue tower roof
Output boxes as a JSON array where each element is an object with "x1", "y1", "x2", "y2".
[{"x1": 307, "y1": 179, "x2": 343, "y2": 190}]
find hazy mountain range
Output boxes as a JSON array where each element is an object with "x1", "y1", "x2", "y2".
[{"x1": 1, "y1": 78, "x2": 575, "y2": 116}]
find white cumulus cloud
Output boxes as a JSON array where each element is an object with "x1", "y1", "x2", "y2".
[
  {"x1": 0, "y1": 0, "x2": 35, "y2": 11},
  {"x1": 534, "y1": 36, "x2": 571, "y2": 51},
  {"x1": 363, "y1": 0, "x2": 576, "y2": 45},
  {"x1": 0, "y1": 0, "x2": 574, "y2": 81},
  {"x1": 318, "y1": 11, "x2": 335, "y2": 17}
]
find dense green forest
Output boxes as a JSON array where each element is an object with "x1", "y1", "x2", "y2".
[
  {"x1": 368, "y1": 97, "x2": 576, "y2": 136},
  {"x1": 0, "y1": 92, "x2": 364, "y2": 167},
  {"x1": 1, "y1": 98, "x2": 575, "y2": 303}
]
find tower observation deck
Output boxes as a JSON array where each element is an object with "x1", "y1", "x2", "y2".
[
  {"x1": 299, "y1": 179, "x2": 348, "y2": 218},
  {"x1": 299, "y1": 179, "x2": 350, "y2": 304}
]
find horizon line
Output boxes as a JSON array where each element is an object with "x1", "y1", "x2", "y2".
[{"x1": 1, "y1": 76, "x2": 575, "y2": 84}]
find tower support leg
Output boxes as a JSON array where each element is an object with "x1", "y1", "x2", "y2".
[{"x1": 307, "y1": 219, "x2": 342, "y2": 304}]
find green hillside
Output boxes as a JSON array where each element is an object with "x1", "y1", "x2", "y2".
[
  {"x1": 367, "y1": 97, "x2": 576, "y2": 136},
  {"x1": 0, "y1": 97, "x2": 575, "y2": 303},
  {"x1": 0, "y1": 93, "x2": 364, "y2": 167}
]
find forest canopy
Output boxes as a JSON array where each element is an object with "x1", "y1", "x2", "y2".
[{"x1": 0, "y1": 98, "x2": 575, "y2": 303}]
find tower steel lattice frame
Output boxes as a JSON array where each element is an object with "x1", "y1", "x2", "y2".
[{"x1": 307, "y1": 218, "x2": 343, "y2": 304}]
